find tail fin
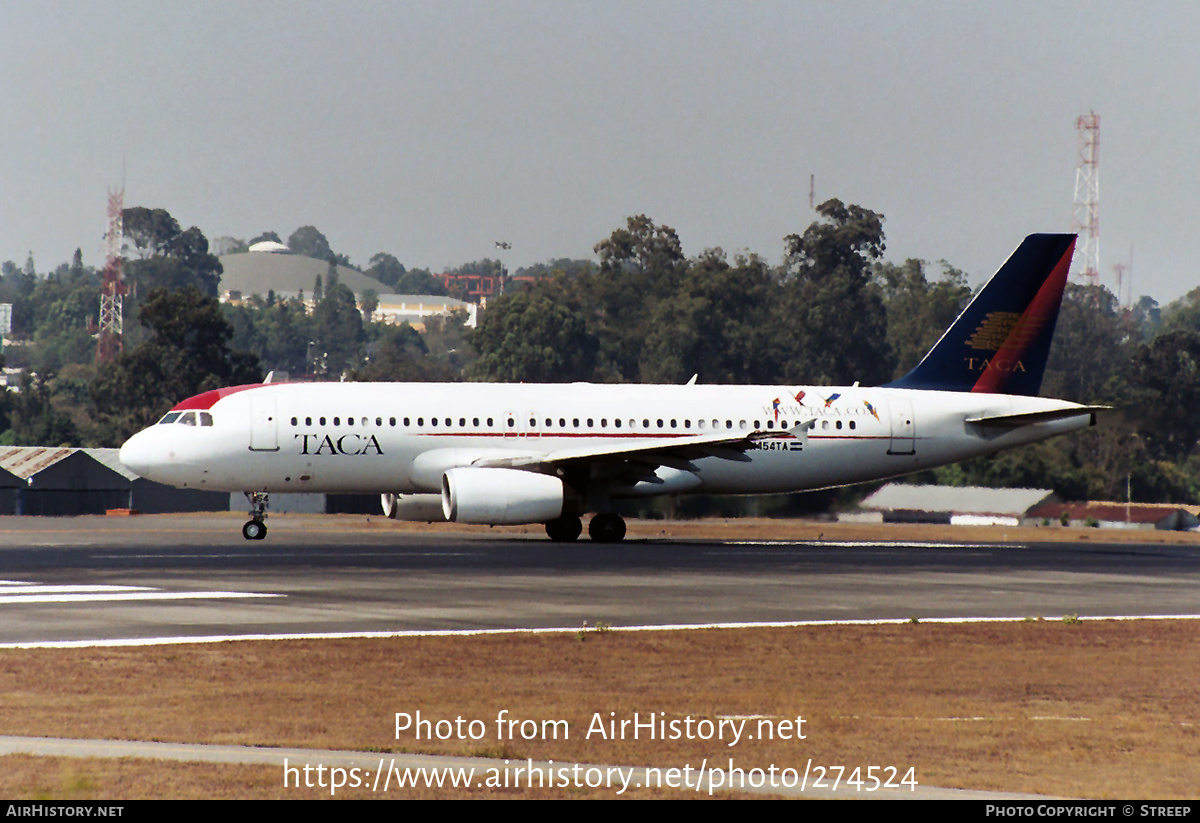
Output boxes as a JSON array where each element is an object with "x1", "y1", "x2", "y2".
[{"x1": 885, "y1": 233, "x2": 1076, "y2": 396}]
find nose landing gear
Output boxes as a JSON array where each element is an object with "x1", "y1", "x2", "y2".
[{"x1": 243, "y1": 491, "x2": 269, "y2": 540}]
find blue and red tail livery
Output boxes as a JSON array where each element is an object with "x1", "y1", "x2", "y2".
[{"x1": 886, "y1": 234, "x2": 1076, "y2": 396}]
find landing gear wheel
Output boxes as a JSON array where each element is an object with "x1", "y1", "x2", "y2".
[
  {"x1": 243, "y1": 491, "x2": 270, "y2": 540},
  {"x1": 545, "y1": 515, "x2": 583, "y2": 542},
  {"x1": 588, "y1": 512, "x2": 627, "y2": 543}
]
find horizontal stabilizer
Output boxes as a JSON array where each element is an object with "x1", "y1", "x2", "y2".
[{"x1": 965, "y1": 406, "x2": 1109, "y2": 428}]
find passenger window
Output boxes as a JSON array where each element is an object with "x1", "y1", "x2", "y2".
[
  {"x1": 684, "y1": 420, "x2": 691, "y2": 429},
  {"x1": 377, "y1": 417, "x2": 383, "y2": 426},
  {"x1": 849, "y1": 420, "x2": 856, "y2": 430},
  {"x1": 836, "y1": 420, "x2": 843, "y2": 430},
  {"x1": 320, "y1": 417, "x2": 327, "y2": 426},
  {"x1": 643, "y1": 419, "x2": 650, "y2": 428},
  {"x1": 334, "y1": 417, "x2": 341, "y2": 426},
  {"x1": 670, "y1": 419, "x2": 677, "y2": 428},
  {"x1": 461, "y1": 418, "x2": 467, "y2": 427},
  {"x1": 657, "y1": 419, "x2": 664, "y2": 428},
  {"x1": 699, "y1": 420, "x2": 705, "y2": 429},
  {"x1": 347, "y1": 417, "x2": 354, "y2": 425},
  {"x1": 587, "y1": 418, "x2": 594, "y2": 428},
  {"x1": 601, "y1": 418, "x2": 608, "y2": 427},
  {"x1": 726, "y1": 420, "x2": 733, "y2": 429},
  {"x1": 306, "y1": 417, "x2": 312, "y2": 426},
  {"x1": 487, "y1": 417, "x2": 494, "y2": 427},
  {"x1": 615, "y1": 419, "x2": 622, "y2": 428}
]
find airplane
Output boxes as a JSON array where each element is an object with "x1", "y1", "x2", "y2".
[{"x1": 119, "y1": 233, "x2": 1103, "y2": 543}]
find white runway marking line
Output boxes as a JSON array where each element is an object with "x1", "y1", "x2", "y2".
[
  {"x1": 0, "y1": 579, "x2": 281, "y2": 606},
  {"x1": 723, "y1": 540, "x2": 1022, "y2": 550},
  {"x1": 4, "y1": 613, "x2": 1198, "y2": 649}
]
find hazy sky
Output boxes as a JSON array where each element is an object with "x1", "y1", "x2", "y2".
[{"x1": 2, "y1": 1, "x2": 1196, "y2": 302}]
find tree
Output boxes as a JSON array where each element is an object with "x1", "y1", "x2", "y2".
[
  {"x1": 584, "y1": 215, "x2": 689, "y2": 380},
  {"x1": 311, "y1": 282, "x2": 365, "y2": 376},
  {"x1": 122, "y1": 208, "x2": 223, "y2": 297},
  {"x1": 638, "y1": 250, "x2": 782, "y2": 384},
  {"x1": 469, "y1": 292, "x2": 598, "y2": 382},
  {"x1": 360, "y1": 289, "x2": 378, "y2": 323},
  {"x1": 90, "y1": 287, "x2": 260, "y2": 443},
  {"x1": 0, "y1": 372, "x2": 79, "y2": 446},
  {"x1": 288, "y1": 225, "x2": 335, "y2": 261},
  {"x1": 367, "y1": 253, "x2": 407, "y2": 289},
  {"x1": 122, "y1": 207, "x2": 180, "y2": 258},
  {"x1": 352, "y1": 323, "x2": 447, "y2": 382},
  {"x1": 1128, "y1": 329, "x2": 1200, "y2": 460},
  {"x1": 778, "y1": 199, "x2": 893, "y2": 385},
  {"x1": 874, "y1": 258, "x2": 971, "y2": 379},
  {"x1": 1041, "y1": 284, "x2": 1131, "y2": 403}
]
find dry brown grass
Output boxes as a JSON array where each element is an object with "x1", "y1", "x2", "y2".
[
  {"x1": 0, "y1": 620, "x2": 1197, "y2": 799},
  {"x1": 0, "y1": 755, "x2": 717, "y2": 800}
]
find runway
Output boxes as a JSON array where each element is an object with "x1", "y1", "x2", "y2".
[{"x1": 0, "y1": 513, "x2": 1197, "y2": 646}]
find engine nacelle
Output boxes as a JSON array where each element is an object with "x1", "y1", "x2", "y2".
[
  {"x1": 381, "y1": 493, "x2": 447, "y2": 522},
  {"x1": 441, "y1": 468, "x2": 565, "y2": 525}
]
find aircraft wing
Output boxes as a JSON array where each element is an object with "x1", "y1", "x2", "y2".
[{"x1": 471, "y1": 423, "x2": 811, "y2": 473}]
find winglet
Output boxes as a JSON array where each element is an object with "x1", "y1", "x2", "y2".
[{"x1": 885, "y1": 234, "x2": 1076, "y2": 396}]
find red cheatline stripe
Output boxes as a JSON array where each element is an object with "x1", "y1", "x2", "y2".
[{"x1": 971, "y1": 239, "x2": 1075, "y2": 394}]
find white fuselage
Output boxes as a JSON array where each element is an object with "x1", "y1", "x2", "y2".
[{"x1": 118, "y1": 381, "x2": 1093, "y2": 504}]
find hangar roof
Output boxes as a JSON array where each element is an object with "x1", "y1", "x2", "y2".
[{"x1": 859, "y1": 483, "x2": 1056, "y2": 517}]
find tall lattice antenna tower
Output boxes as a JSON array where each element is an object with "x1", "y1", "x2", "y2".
[
  {"x1": 1071, "y1": 111, "x2": 1100, "y2": 286},
  {"x1": 96, "y1": 188, "x2": 125, "y2": 364}
]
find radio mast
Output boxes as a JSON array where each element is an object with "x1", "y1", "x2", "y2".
[
  {"x1": 96, "y1": 188, "x2": 125, "y2": 364},
  {"x1": 1070, "y1": 112, "x2": 1100, "y2": 287}
]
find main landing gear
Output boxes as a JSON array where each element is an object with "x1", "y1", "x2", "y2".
[
  {"x1": 587, "y1": 512, "x2": 626, "y2": 543},
  {"x1": 544, "y1": 513, "x2": 627, "y2": 543},
  {"x1": 243, "y1": 491, "x2": 269, "y2": 540},
  {"x1": 545, "y1": 515, "x2": 583, "y2": 542}
]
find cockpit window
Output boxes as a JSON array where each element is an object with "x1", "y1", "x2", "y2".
[
  {"x1": 199, "y1": 412, "x2": 214, "y2": 427},
  {"x1": 179, "y1": 411, "x2": 197, "y2": 426},
  {"x1": 158, "y1": 412, "x2": 182, "y2": 425}
]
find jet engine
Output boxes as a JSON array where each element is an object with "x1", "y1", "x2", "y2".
[
  {"x1": 441, "y1": 467, "x2": 565, "y2": 525},
  {"x1": 380, "y1": 493, "x2": 447, "y2": 522}
]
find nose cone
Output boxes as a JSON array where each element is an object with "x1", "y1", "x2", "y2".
[{"x1": 118, "y1": 428, "x2": 161, "y2": 479}]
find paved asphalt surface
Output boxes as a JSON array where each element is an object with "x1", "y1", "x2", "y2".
[{"x1": 1, "y1": 513, "x2": 1197, "y2": 645}]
